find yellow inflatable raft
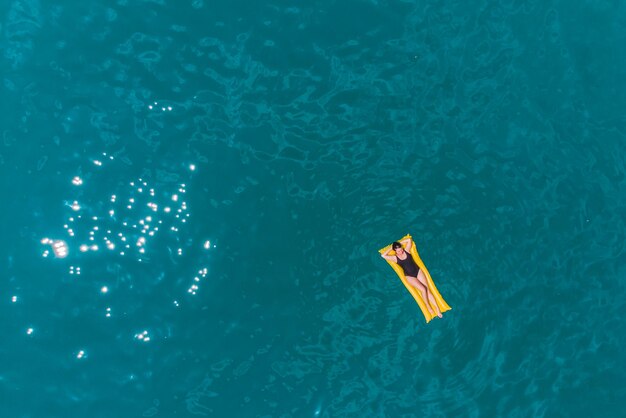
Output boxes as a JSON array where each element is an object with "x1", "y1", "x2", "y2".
[{"x1": 379, "y1": 234, "x2": 451, "y2": 322}]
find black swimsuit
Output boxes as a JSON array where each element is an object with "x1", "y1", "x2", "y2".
[{"x1": 396, "y1": 252, "x2": 420, "y2": 277}]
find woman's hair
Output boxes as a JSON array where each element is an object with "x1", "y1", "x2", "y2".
[{"x1": 392, "y1": 241, "x2": 403, "y2": 250}]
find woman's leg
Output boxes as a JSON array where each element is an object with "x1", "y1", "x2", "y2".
[
  {"x1": 416, "y1": 270, "x2": 442, "y2": 317},
  {"x1": 406, "y1": 276, "x2": 435, "y2": 315}
]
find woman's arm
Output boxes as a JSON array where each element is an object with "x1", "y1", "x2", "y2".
[
  {"x1": 381, "y1": 249, "x2": 397, "y2": 262},
  {"x1": 401, "y1": 237, "x2": 412, "y2": 252}
]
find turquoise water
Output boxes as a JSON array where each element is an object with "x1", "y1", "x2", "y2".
[{"x1": 2, "y1": 0, "x2": 626, "y2": 416}]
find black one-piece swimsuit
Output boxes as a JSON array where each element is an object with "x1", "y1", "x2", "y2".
[{"x1": 396, "y1": 253, "x2": 420, "y2": 277}]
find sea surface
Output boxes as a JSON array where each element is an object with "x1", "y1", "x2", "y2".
[{"x1": 1, "y1": 0, "x2": 626, "y2": 416}]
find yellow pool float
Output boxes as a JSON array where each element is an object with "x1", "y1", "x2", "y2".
[{"x1": 379, "y1": 234, "x2": 451, "y2": 322}]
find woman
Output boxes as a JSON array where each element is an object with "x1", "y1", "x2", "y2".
[{"x1": 381, "y1": 237, "x2": 442, "y2": 318}]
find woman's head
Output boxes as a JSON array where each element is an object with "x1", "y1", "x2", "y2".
[{"x1": 392, "y1": 242, "x2": 404, "y2": 255}]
